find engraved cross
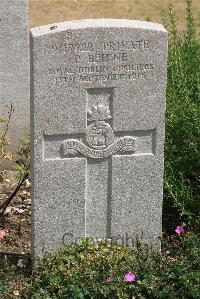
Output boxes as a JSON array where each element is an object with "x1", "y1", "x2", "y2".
[{"x1": 44, "y1": 88, "x2": 154, "y2": 239}]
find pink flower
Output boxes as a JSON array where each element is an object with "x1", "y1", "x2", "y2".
[
  {"x1": 124, "y1": 272, "x2": 137, "y2": 282},
  {"x1": 15, "y1": 207, "x2": 25, "y2": 214},
  {"x1": 0, "y1": 230, "x2": 6, "y2": 240},
  {"x1": 107, "y1": 276, "x2": 113, "y2": 283},
  {"x1": 175, "y1": 226, "x2": 185, "y2": 234}
]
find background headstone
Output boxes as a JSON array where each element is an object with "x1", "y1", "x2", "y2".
[
  {"x1": 31, "y1": 19, "x2": 167, "y2": 258},
  {"x1": 0, "y1": 0, "x2": 30, "y2": 169}
]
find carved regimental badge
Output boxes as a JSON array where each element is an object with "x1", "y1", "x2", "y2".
[
  {"x1": 86, "y1": 103, "x2": 114, "y2": 149},
  {"x1": 62, "y1": 101, "x2": 136, "y2": 159}
]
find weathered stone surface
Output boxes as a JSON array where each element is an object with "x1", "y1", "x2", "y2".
[
  {"x1": 0, "y1": 0, "x2": 30, "y2": 169},
  {"x1": 31, "y1": 19, "x2": 168, "y2": 258}
]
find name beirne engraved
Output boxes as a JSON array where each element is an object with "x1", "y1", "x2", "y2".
[{"x1": 49, "y1": 38, "x2": 154, "y2": 84}]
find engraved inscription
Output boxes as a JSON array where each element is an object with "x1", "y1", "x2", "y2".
[
  {"x1": 49, "y1": 63, "x2": 154, "y2": 84},
  {"x1": 65, "y1": 42, "x2": 94, "y2": 52},
  {"x1": 48, "y1": 35, "x2": 155, "y2": 84},
  {"x1": 88, "y1": 52, "x2": 128, "y2": 63},
  {"x1": 51, "y1": 39, "x2": 151, "y2": 54},
  {"x1": 103, "y1": 40, "x2": 150, "y2": 51},
  {"x1": 62, "y1": 137, "x2": 136, "y2": 159}
]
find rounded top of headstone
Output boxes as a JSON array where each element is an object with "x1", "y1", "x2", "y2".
[{"x1": 31, "y1": 19, "x2": 167, "y2": 37}]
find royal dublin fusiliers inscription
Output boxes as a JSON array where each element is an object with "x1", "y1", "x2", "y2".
[
  {"x1": 49, "y1": 37, "x2": 154, "y2": 84},
  {"x1": 31, "y1": 20, "x2": 168, "y2": 258}
]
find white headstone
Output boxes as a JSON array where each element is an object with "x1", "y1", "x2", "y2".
[
  {"x1": 0, "y1": 0, "x2": 30, "y2": 169},
  {"x1": 31, "y1": 19, "x2": 168, "y2": 257}
]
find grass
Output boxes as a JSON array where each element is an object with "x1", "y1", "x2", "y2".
[{"x1": 164, "y1": 0, "x2": 200, "y2": 228}]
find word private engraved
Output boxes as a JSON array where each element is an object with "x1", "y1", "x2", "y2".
[
  {"x1": 49, "y1": 37, "x2": 154, "y2": 84},
  {"x1": 61, "y1": 102, "x2": 136, "y2": 159}
]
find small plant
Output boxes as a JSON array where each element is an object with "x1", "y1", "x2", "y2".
[
  {"x1": 0, "y1": 134, "x2": 30, "y2": 215},
  {"x1": 163, "y1": 0, "x2": 200, "y2": 228},
  {"x1": 14, "y1": 134, "x2": 30, "y2": 179},
  {"x1": 23, "y1": 233, "x2": 200, "y2": 299},
  {"x1": 0, "y1": 102, "x2": 30, "y2": 214},
  {"x1": 0, "y1": 103, "x2": 14, "y2": 161},
  {"x1": 0, "y1": 254, "x2": 30, "y2": 298}
]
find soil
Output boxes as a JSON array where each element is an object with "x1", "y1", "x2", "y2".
[
  {"x1": 0, "y1": 171, "x2": 31, "y2": 255},
  {"x1": 29, "y1": 0, "x2": 200, "y2": 30}
]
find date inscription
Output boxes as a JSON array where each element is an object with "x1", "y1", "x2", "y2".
[
  {"x1": 49, "y1": 63, "x2": 154, "y2": 84},
  {"x1": 49, "y1": 38, "x2": 155, "y2": 84}
]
